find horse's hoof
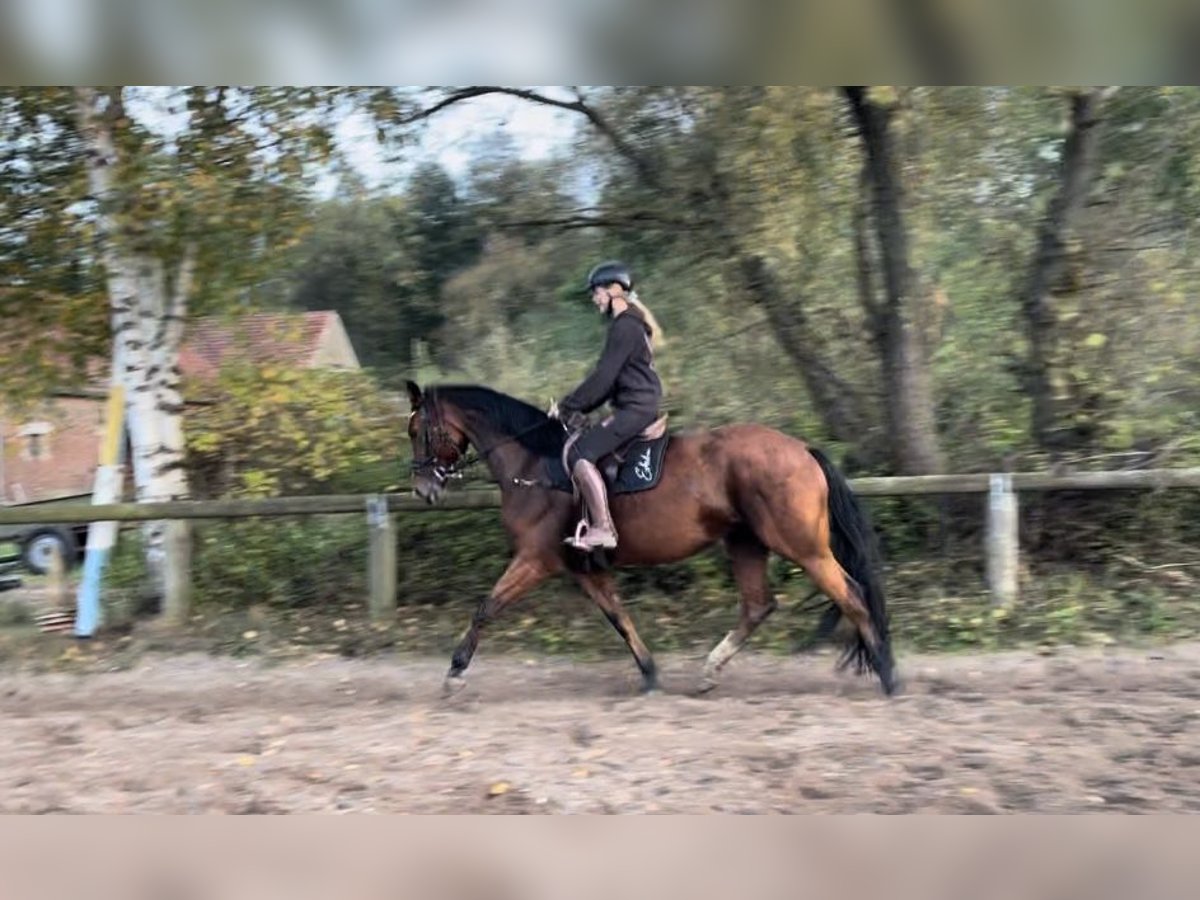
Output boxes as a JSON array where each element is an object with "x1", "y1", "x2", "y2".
[
  {"x1": 695, "y1": 666, "x2": 721, "y2": 694},
  {"x1": 442, "y1": 675, "x2": 467, "y2": 697}
]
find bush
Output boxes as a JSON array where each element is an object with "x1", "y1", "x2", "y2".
[{"x1": 190, "y1": 517, "x2": 368, "y2": 609}]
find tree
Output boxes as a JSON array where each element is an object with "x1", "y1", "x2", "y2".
[
  {"x1": 186, "y1": 364, "x2": 402, "y2": 499},
  {"x1": 0, "y1": 88, "x2": 108, "y2": 405},
  {"x1": 74, "y1": 87, "x2": 194, "y2": 595},
  {"x1": 397, "y1": 163, "x2": 482, "y2": 364},
  {"x1": 288, "y1": 193, "x2": 413, "y2": 381},
  {"x1": 1019, "y1": 88, "x2": 1113, "y2": 452},
  {"x1": 287, "y1": 86, "x2": 1200, "y2": 479},
  {"x1": 288, "y1": 162, "x2": 482, "y2": 382},
  {"x1": 705, "y1": 87, "x2": 886, "y2": 466},
  {"x1": 3, "y1": 86, "x2": 344, "y2": 600},
  {"x1": 843, "y1": 86, "x2": 946, "y2": 474},
  {"x1": 394, "y1": 86, "x2": 956, "y2": 474}
]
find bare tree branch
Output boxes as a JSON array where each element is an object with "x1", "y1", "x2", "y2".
[
  {"x1": 493, "y1": 209, "x2": 706, "y2": 232},
  {"x1": 402, "y1": 86, "x2": 661, "y2": 190},
  {"x1": 737, "y1": 253, "x2": 879, "y2": 460}
]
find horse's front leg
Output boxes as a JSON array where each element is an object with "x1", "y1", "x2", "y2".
[
  {"x1": 444, "y1": 554, "x2": 552, "y2": 695},
  {"x1": 575, "y1": 571, "x2": 658, "y2": 694}
]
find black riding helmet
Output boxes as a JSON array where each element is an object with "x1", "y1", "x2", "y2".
[{"x1": 584, "y1": 260, "x2": 633, "y2": 294}]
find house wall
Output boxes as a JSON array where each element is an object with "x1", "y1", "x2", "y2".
[
  {"x1": 311, "y1": 321, "x2": 361, "y2": 369},
  {"x1": 1, "y1": 395, "x2": 110, "y2": 504},
  {"x1": 2, "y1": 312, "x2": 360, "y2": 506}
]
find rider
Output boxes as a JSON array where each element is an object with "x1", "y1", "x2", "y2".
[{"x1": 553, "y1": 260, "x2": 664, "y2": 550}]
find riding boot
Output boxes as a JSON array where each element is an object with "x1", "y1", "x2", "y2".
[{"x1": 566, "y1": 459, "x2": 618, "y2": 550}]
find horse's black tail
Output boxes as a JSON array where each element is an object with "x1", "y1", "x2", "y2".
[{"x1": 808, "y1": 447, "x2": 895, "y2": 693}]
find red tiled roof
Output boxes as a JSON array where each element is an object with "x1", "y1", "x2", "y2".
[
  {"x1": 8, "y1": 311, "x2": 343, "y2": 394},
  {"x1": 179, "y1": 311, "x2": 336, "y2": 380}
]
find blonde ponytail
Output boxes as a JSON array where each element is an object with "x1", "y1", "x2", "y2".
[{"x1": 626, "y1": 291, "x2": 664, "y2": 350}]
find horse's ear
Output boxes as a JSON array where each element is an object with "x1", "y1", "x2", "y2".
[{"x1": 405, "y1": 380, "x2": 422, "y2": 409}]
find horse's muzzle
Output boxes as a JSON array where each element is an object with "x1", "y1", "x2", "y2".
[{"x1": 413, "y1": 477, "x2": 443, "y2": 505}]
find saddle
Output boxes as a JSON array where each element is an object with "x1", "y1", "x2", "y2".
[
  {"x1": 599, "y1": 414, "x2": 668, "y2": 483},
  {"x1": 551, "y1": 414, "x2": 671, "y2": 495}
]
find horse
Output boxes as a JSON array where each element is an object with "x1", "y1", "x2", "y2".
[{"x1": 404, "y1": 380, "x2": 897, "y2": 697}]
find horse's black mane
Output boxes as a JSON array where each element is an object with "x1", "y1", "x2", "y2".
[{"x1": 431, "y1": 384, "x2": 566, "y2": 458}]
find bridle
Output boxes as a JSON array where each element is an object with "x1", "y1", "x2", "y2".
[
  {"x1": 409, "y1": 388, "x2": 567, "y2": 487},
  {"x1": 409, "y1": 388, "x2": 471, "y2": 486}
]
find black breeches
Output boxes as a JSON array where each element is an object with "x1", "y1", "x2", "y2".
[{"x1": 567, "y1": 409, "x2": 657, "y2": 468}]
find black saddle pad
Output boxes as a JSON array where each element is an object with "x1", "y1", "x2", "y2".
[{"x1": 545, "y1": 432, "x2": 670, "y2": 495}]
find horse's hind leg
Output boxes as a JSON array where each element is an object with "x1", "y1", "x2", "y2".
[
  {"x1": 698, "y1": 528, "x2": 775, "y2": 694},
  {"x1": 795, "y1": 551, "x2": 894, "y2": 692},
  {"x1": 445, "y1": 554, "x2": 551, "y2": 695},
  {"x1": 576, "y1": 572, "x2": 659, "y2": 693}
]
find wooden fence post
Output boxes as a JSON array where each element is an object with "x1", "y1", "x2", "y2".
[
  {"x1": 367, "y1": 495, "x2": 397, "y2": 623},
  {"x1": 986, "y1": 473, "x2": 1019, "y2": 607},
  {"x1": 163, "y1": 519, "x2": 192, "y2": 626}
]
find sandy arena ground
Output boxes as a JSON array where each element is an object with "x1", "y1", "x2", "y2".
[{"x1": 2, "y1": 641, "x2": 1199, "y2": 813}]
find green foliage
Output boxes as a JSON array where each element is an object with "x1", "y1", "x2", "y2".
[
  {"x1": 0, "y1": 86, "x2": 358, "y2": 406},
  {"x1": 190, "y1": 518, "x2": 368, "y2": 610},
  {"x1": 395, "y1": 509, "x2": 513, "y2": 605},
  {"x1": 103, "y1": 517, "x2": 369, "y2": 613},
  {"x1": 885, "y1": 563, "x2": 1200, "y2": 655},
  {"x1": 10, "y1": 86, "x2": 1200, "y2": 654},
  {"x1": 185, "y1": 363, "x2": 403, "y2": 499},
  {"x1": 128, "y1": 87, "x2": 345, "y2": 316},
  {"x1": 288, "y1": 163, "x2": 482, "y2": 383},
  {"x1": 0, "y1": 88, "x2": 109, "y2": 405}
]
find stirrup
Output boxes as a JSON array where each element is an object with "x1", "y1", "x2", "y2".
[{"x1": 564, "y1": 518, "x2": 617, "y2": 550}]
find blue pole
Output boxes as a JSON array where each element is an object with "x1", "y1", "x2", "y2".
[{"x1": 74, "y1": 387, "x2": 126, "y2": 638}]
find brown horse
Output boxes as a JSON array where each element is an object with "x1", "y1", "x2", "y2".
[{"x1": 405, "y1": 381, "x2": 896, "y2": 697}]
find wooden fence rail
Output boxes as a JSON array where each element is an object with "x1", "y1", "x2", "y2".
[
  {"x1": 2, "y1": 467, "x2": 1198, "y2": 632},
  {"x1": 5, "y1": 468, "x2": 1200, "y2": 526},
  {"x1": 850, "y1": 468, "x2": 1200, "y2": 495},
  {"x1": 0, "y1": 490, "x2": 503, "y2": 525}
]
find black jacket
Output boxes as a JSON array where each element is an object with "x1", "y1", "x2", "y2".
[{"x1": 560, "y1": 308, "x2": 662, "y2": 416}]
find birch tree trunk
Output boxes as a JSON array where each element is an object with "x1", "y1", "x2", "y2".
[{"x1": 74, "y1": 87, "x2": 192, "y2": 602}]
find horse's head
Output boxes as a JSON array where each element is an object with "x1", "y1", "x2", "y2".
[{"x1": 405, "y1": 380, "x2": 469, "y2": 505}]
